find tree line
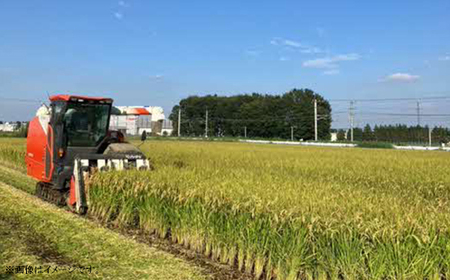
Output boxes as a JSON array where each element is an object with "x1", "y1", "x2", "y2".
[
  {"x1": 169, "y1": 89, "x2": 332, "y2": 140},
  {"x1": 336, "y1": 124, "x2": 450, "y2": 144}
]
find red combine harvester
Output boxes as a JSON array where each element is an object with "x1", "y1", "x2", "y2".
[{"x1": 26, "y1": 94, "x2": 150, "y2": 214}]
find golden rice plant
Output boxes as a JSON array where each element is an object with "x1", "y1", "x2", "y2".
[
  {"x1": 0, "y1": 138, "x2": 27, "y2": 170},
  {"x1": 87, "y1": 141, "x2": 450, "y2": 280},
  {"x1": 1, "y1": 138, "x2": 448, "y2": 279}
]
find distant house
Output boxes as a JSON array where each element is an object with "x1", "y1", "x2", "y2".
[
  {"x1": 0, "y1": 122, "x2": 18, "y2": 132},
  {"x1": 161, "y1": 120, "x2": 174, "y2": 136},
  {"x1": 109, "y1": 106, "x2": 173, "y2": 136},
  {"x1": 330, "y1": 132, "x2": 338, "y2": 142}
]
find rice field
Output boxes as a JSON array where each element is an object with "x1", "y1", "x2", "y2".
[
  {"x1": 88, "y1": 141, "x2": 450, "y2": 280},
  {"x1": 1, "y1": 138, "x2": 449, "y2": 279},
  {"x1": 0, "y1": 137, "x2": 26, "y2": 170},
  {"x1": 0, "y1": 138, "x2": 213, "y2": 280}
]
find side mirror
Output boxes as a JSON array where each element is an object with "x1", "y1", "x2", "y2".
[{"x1": 141, "y1": 130, "x2": 147, "y2": 142}]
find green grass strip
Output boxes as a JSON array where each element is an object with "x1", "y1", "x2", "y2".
[
  {"x1": 0, "y1": 182, "x2": 208, "y2": 280},
  {"x1": 0, "y1": 164, "x2": 35, "y2": 194}
]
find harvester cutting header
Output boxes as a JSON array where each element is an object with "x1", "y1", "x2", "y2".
[{"x1": 26, "y1": 95, "x2": 150, "y2": 214}]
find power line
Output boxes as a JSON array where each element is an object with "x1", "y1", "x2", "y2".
[
  {"x1": 328, "y1": 96, "x2": 450, "y2": 103},
  {"x1": 0, "y1": 96, "x2": 41, "y2": 103},
  {"x1": 357, "y1": 112, "x2": 450, "y2": 117}
]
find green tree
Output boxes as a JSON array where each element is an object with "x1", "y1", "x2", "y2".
[
  {"x1": 353, "y1": 127, "x2": 363, "y2": 141},
  {"x1": 337, "y1": 129, "x2": 346, "y2": 141},
  {"x1": 282, "y1": 89, "x2": 332, "y2": 140},
  {"x1": 169, "y1": 89, "x2": 332, "y2": 140},
  {"x1": 362, "y1": 124, "x2": 374, "y2": 141},
  {"x1": 432, "y1": 127, "x2": 449, "y2": 144}
]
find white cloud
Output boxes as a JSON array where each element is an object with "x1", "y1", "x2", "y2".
[
  {"x1": 283, "y1": 39, "x2": 302, "y2": 48},
  {"x1": 270, "y1": 37, "x2": 322, "y2": 54},
  {"x1": 279, "y1": 56, "x2": 290, "y2": 61},
  {"x1": 323, "y1": 69, "x2": 340, "y2": 75},
  {"x1": 302, "y1": 53, "x2": 360, "y2": 69},
  {"x1": 382, "y1": 73, "x2": 420, "y2": 82},
  {"x1": 118, "y1": 1, "x2": 129, "y2": 7},
  {"x1": 114, "y1": 12, "x2": 123, "y2": 20},
  {"x1": 270, "y1": 39, "x2": 280, "y2": 46},
  {"x1": 439, "y1": 55, "x2": 450, "y2": 61},
  {"x1": 150, "y1": 74, "x2": 163, "y2": 80},
  {"x1": 270, "y1": 38, "x2": 301, "y2": 47},
  {"x1": 300, "y1": 47, "x2": 322, "y2": 54}
]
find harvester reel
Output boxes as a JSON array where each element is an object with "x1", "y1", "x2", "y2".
[{"x1": 70, "y1": 154, "x2": 150, "y2": 215}]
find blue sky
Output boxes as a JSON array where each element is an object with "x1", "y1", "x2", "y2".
[{"x1": 0, "y1": 0, "x2": 449, "y2": 127}]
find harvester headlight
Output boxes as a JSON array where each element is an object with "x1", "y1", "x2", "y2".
[{"x1": 58, "y1": 148, "x2": 65, "y2": 158}]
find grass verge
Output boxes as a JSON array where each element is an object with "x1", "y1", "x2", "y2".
[
  {"x1": 356, "y1": 141, "x2": 394, "y2": 149},
  {"x1": 0, "y1": 181, "x2": 209, "y2": 280}
]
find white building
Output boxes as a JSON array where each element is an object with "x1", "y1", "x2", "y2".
[
  {"x1": 0, "y1": 122, "x2": 19, "y2": 132},
  {"x1": 161, "y1": 120, "x2": 174, "y2": 136},
  {"x1": 110, "y1": 106, "x2": 173, "y2": 136},
  {"x1": 330, "y1": 132, "x2": 338, "y2": 142}
]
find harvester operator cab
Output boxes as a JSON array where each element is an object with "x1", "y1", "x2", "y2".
[
  {"x1": 61, "y1": 102, "x2": 111, "y2": 147},
  {"x1": 49, "y1": 96, "x2": 112, "y2": 149}
]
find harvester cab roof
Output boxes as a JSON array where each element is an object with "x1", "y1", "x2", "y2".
[{"x1": 49, "y1": 94, "x2": 113, "y2": 103}]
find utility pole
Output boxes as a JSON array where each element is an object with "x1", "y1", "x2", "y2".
[
  {"x1": 314, "y1": 99, "x2": 318, "y2": 141},
  {"x1": 177, "y1": 107, "x2": 181, "y2": 137},
  {"x1": 244, "y1": 126, "x2": 247, "y2": 138},
  {"x1": 416, "y1": 100, "x2": 421, "y2": 126},
  {"x1": 349, "y1": 101, "x2": 354, "y2": 142},
  {"x1": 429, "y1": 126, "x2": 432, "y2": 147},
  {"x1": 205, "y1": 109, "x2": 208, "y2": 138},
  {"x1": 291, "y1": 126, "x2": 294, "y2": 141}
]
